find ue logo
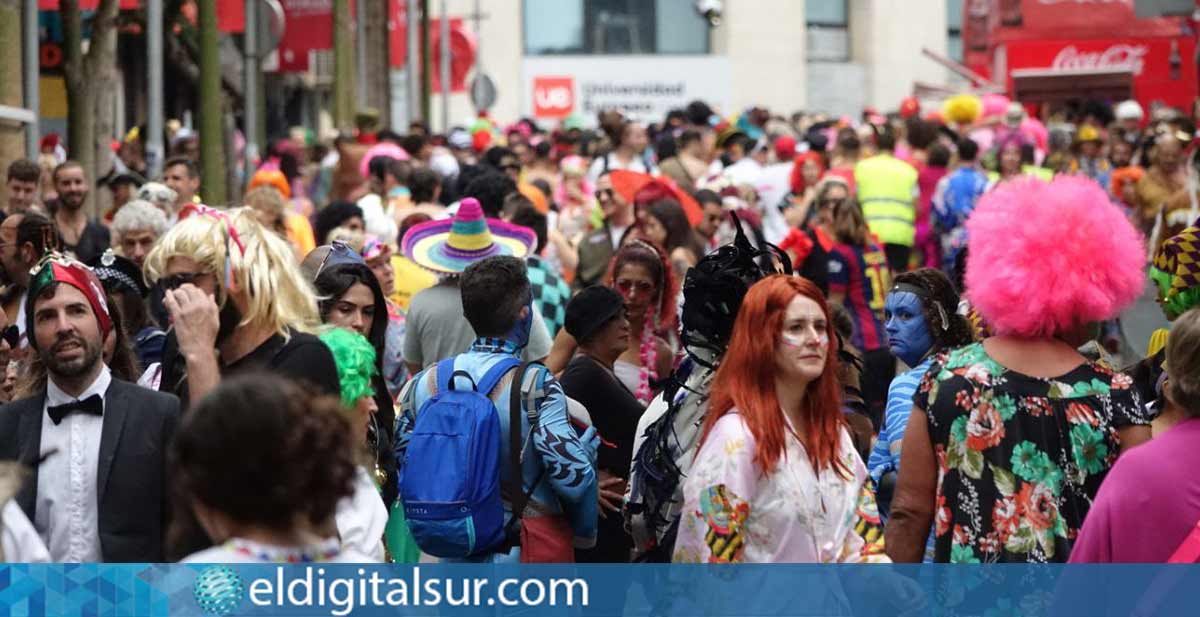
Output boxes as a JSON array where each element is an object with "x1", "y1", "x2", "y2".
[{"x1": 533, "y1": 76, "x2": 575, "y2": 118}]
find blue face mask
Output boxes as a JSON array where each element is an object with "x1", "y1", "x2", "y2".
[
  {"x1": 505, "y1": 299, "x2": 535, "y2": 350},
  {"x1": 884, "y1": 291, "x2": 934, "y2": 367}
]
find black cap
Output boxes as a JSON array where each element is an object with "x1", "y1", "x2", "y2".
[
  {"x1": 564, "y1": 286, "x2": 626, "y2": 343},
  {"x1": 87, "y1": 249, "x2": 149, "y2": 297}
]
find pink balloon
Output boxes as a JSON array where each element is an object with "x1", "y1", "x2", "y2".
[
  {"x1": 981, "y1": 94, "x2": 1011, "y2": 119},
  {"x1": 359, "y1": 142, "x2": 410, "y2": 179},
  {"x1": 1020, "y1": 118, "x2": 1049, "y2": 152}
]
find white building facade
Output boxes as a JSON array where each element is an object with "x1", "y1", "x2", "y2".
[{"x1": 423, "y1": 0, "x2": 950, "y2": 128}]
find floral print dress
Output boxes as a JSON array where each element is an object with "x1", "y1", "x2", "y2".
[
  {"x1": 672, "y1": 412, "x2": 889, "y2": 563},
  {"x1": 917, "y1": 343, "x2": 1148, "y2": 563}
]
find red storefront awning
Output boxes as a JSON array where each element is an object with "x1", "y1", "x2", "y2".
[{"x1": 38, "y1": 0, "x2": 246, "y2": 33}]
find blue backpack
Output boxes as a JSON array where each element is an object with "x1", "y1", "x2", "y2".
[{"x1": 399, "y1": 357, "x2": 528, "y2": 558}]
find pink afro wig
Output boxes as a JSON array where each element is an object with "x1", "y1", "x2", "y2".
[{"x1": 965, "y1": 176, "x2": 1145, "y2": 338}]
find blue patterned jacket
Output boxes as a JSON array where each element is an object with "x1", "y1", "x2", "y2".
[{"x1": 395, "y1": 338, "x2": 599, "y2": 562}]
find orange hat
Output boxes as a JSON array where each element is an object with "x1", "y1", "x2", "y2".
[{"x1": 249, "y1": 169, "x2": 291, "y2": 200}]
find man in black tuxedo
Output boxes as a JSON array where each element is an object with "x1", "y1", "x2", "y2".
[{"x1": 0, "y1": 255, "x2": 179, "y2": 562}]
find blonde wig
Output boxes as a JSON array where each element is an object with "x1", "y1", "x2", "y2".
[{"x1": 143, "y1": 207, "x2": 320, "y2": 338}]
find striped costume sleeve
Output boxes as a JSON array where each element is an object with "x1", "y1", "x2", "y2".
[{"x1": 868, "y1": 361, "x2": 931, "y2": 485}]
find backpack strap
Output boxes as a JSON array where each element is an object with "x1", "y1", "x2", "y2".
[
  {"x1": 476, "y1": 357, "x2": 521, "y2": 397},
  {"x1": 435, "y1": 358, "x2": 458, "y2": 393},
  {"x1": 505, "y1": 362, "x2": 550, "y2": 525}
]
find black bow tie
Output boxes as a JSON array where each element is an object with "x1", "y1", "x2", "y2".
[{"x1": 47, "y1": 394, "x2": 104, "y2": 425}]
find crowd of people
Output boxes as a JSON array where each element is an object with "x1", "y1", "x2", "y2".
[{"x1": 0, "y1": 90, "x2": 1198, "y2": 566}]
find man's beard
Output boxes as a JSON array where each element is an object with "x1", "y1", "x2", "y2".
[
  {"x1": 42, "y1": 333, "x2": 102, "y2": 378},
  {"x1": 61, "y1": 192, "x2": 87, "y2": 210}
]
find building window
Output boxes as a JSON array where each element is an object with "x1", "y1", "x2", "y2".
[
  {"x1": 524, "y1": 0, "x2": 709, "y2": 56},
  {"x1": 806, "y1": 0, "x2": 849, "y2": 62},
  {"x1": 947, "y1": 0, "x2": 963, "y2": 61}
]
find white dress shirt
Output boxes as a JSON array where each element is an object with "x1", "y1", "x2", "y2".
[{"x1": 36, "y1": 366, "x2": 111, "y2": 563}]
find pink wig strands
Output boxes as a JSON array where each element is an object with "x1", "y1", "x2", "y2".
[{"x1": 964, "y1": 176, "x2": 1146, "y2": 339}]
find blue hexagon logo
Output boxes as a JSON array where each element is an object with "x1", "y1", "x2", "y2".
[{"x1": 193, "y1": 565, "x2": 245, "y2": 616}]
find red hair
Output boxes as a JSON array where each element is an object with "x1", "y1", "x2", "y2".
[
  {"x1": 606, "y1": 240, "x2": 678, "y2": 333},
  {"x1": 702, "y1": 275, "x2": 848, "y2": 477},
  {"x1": 789, "y1": 151, "x2": 826, "y2": 195}
]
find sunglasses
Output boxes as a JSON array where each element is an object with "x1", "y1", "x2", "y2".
[
  {"x1": 160, "y1": 272, "x2": 204, "y2": 291},
  {"x1": 615, "y1": 279, "x2": 655, "y2": 294},
  {"x1": 0, "y1": 325, "x2": 18, "y2": 349},
  {"x1": 314, "y1": 241, "x2": 360, "y2": 280}
]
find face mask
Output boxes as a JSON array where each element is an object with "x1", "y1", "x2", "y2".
[
  {"x1": 884, "y1": 291, "x2": 934, "y2": 367},
  {"x1": 505, "y1": 300, "x2": 534, "y2": 351}
]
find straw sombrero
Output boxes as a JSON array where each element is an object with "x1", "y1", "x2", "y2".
[{"x1": 402, "y1": 198, "x2": 536, "y2": 274}]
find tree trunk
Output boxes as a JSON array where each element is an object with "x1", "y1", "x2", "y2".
[
  {"x1": 0, "y1": 0, "x2": 25, "y2": 200},
  {"x1": 197, "y1": 0, "x2": 227, "y2": 205},
  {"x1": 332, "y1": 0, "x2": 355, "y2": 131},
  {"x1": 362, "y1": 0, "x2": 390, "y2": 126},
  {"x1": 61, "y1": 0, "x2": 119, "y2": 219}
]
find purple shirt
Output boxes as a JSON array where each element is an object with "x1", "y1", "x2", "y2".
[{"x1": 1070, "y1": 418, "x2": 1200, "y2": 563}]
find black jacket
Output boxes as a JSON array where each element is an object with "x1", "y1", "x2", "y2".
[{"x1": 0, "y1": 379, "x2": 180, "y2": 562}]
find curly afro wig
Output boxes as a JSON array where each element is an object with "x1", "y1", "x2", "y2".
[{"x1": 964, "y1": 176, "x2": 1145, "y2": 339}]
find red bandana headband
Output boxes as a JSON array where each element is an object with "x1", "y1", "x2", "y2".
[{"x1": 26, "y1": 254, "x2": 113, "y2": 344}]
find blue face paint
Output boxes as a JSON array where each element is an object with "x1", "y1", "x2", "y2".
[{"x1": 884, "y1": 291, "x2": 933, "y2": 367}]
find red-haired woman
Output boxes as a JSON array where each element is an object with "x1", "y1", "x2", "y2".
[{"x1": 672, "y1": 275, "x2": 888, "y2": 563}]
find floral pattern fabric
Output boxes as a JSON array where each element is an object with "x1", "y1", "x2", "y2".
[
  {"x1": 672, "y1": 412, "x2": 889, "y2": 563},
  {"x1": 917, "y1": 343, "x2": 1148, "y2": 563}
]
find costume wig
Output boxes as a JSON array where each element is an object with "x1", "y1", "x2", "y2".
[
  {"x1": 943, "y1": 94, "x2": 982, "y2": 126},
  {"x1": 703, "y1": 275, "x2": 847, "y2": 477},
  {"x1": 144, "y1": 207, "x2": 321, "y2": 338},
  {"x1": 964, "y1": 176, "x2": 1145, "y2": 338},
  {"x1": 319, "y1": 327, "x2": 379, "y2": 410}
]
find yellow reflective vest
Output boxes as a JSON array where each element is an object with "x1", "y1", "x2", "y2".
[{"x1": 854, "y1": 154, "x2": 918, "y2": 247}]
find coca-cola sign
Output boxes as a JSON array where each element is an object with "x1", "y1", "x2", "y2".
[{"x1": 1051, "y1": 44, "x2": 1148, "y2": 75}]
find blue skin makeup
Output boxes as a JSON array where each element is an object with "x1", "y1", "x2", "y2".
[
  {"x1": 505, "y1": 300, "x2": 535, "y2": 350},
  {"x1": 884, "y1": 291, "x2": 934, "y2": 367}
]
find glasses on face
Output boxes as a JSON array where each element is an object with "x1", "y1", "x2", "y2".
[
  {"x1": 615, "y1": 279, "x2": 654, "y2": 295},
  {"x1": 595, "y1": 188, "x2": 614, "y2": 202},
  {"x1": 160, "y1": 272, "x2": 205, "y2": 291},
  {"x1": 0, "y1": 325, "x2": 18, "y2": 349}
]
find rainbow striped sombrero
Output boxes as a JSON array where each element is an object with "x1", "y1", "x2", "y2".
[{"x1": 402, "y1": 198, "x2": 536, "y2": 274}]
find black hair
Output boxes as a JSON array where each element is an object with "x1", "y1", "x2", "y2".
[
  {"x1": 685, "y1": 100, "x2": 714, "y2": 126},
  {"x1": 16, "y1": 212, "x2": 59, "y2": 258},
  {"x1": 483, "y1": 146, "x2": 517, "y2": 171},
  {"x1": 893, "y1": 268, "x2": 973, "y2": 352},
  {"x1": 693, "y1": 188, "x2": 721, "y2": 207},
  {"x1": 408, "y1": 167, "x2": 441, "y2": 204},
  {"x1": 647, "y1": 200, "x2": 704, "y2": 261},
  {"x1": 400, "y1": 134, "x2": 428, "y2": 159},
  {"x1": 928, "y1": 143, "x2": 952, "y2": 168},
  {"x1": 905, "y1": 118, "x2": 938, "y2": 150},
  {"x1": 461, "y1": 256, "x2": 531, "y2": 337},
  {"x1": 533, "y1": 140, "x2": 553, "y2": 159},
  {"x1": 654, "y1": 133, "x2": 677, "y2": 162},
  {"x1": 505, "y1": 196, "x2": 547, "y2": 255},
  {"x1": 312, "y1": 201, "x2": 364, "y2": 245},
  {"x1": 836, "y1": 129, "x2": 861, "y2": 153},
  {"x1": 367, "y1": 155, "x2": 394, "y2": 183},
  {"x1": 876, "y1": 128, "x2": 897, "y2": 152},
  {"x1": 170, "y1": 375, "x2": 356, "y2": 545},
  {"x1": 678, "y1": 129, "x2": 701, "y2": 149},
  {"x1": 529, "y1": 178, "x2": 553, "y2": 202},
  {"x1": 163, "y1": 156, "x2": 199, "y2": 179},
  {"x1": 6, "y1": 159, "x2": 39, "y2": 184},
  {"x1": 377, "y1": 129, "x2": 403, "y2": 144},
  {"x1": 463, "y1": 170, "x2": 517, "y2": 218},
  {"x1": 385, "y1": 157, "x2": 412, "y2": 185},
  {"x1": 314, "y1": 263, "x2": 388, "y2": 359},
  {"x1": 957, "y1": 137, "x2": 979, "y2": 162}
]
